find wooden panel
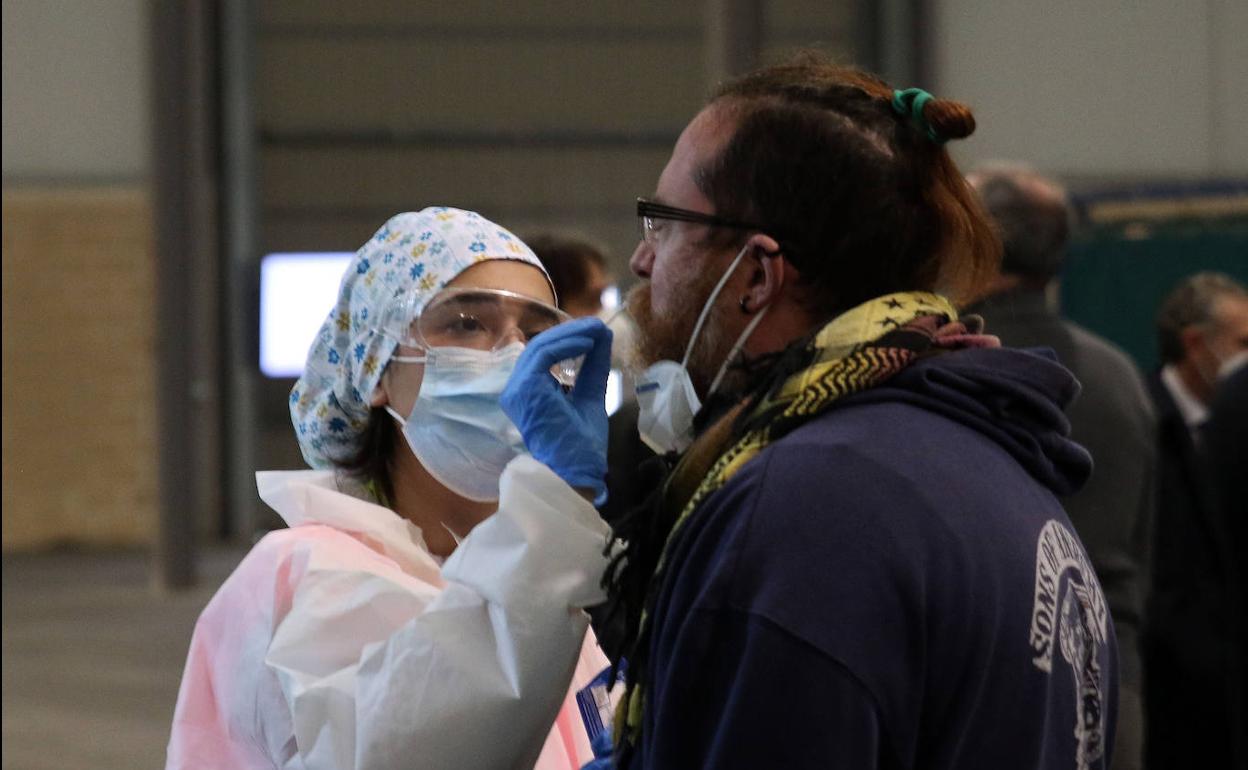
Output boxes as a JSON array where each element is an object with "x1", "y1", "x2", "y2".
[{"x1": 2, "y1": 188, "x2": 158, "y2": 549}]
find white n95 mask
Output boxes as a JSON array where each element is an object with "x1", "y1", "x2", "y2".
[
  {"x1": 635, "y1": 360, "x2": 703, "y2": 455},
  {"x1": 386, "y1": 342, "x2": 527, "y2": 502},
  {"x1": 634, "y1": 245, "x2": 769, "y2": 455}
]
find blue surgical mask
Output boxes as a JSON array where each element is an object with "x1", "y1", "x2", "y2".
[{"x1": 386, "y1": 342, "x2": 527, "y2": 502}]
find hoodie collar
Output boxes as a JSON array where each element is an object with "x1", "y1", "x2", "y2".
[{"x1": 850, "y1": 346, "x2": 1093, "y2": 496}]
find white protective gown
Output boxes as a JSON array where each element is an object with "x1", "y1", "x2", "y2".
[{"x1": 167, "y1": 454, "x2": 612, "y2": 770}]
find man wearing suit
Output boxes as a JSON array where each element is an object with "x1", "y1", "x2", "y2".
[
  {"x1": 1145, "y1": 271, "x2": 1248, "y2": 770},
  {"x1": 968, "y1": 165, "x2": 1156, "y2": 770},
  {"x1": 1203, "y1": 361, "x2": 1248, "y2": 770}
]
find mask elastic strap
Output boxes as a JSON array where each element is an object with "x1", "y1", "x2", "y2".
[
  {"x1": 383, "y1": 404, "x2": 407, "y2": 425},
  {"x1": 441, "y1": 521, "x2": 465, "y2": 546},
  {"x1": 681, "y1": 244, "x2": 751, "y2": 368},
  {"x1": 705, "y1": 304, "x2": 770, "y2": 398},
  {"x1": 371, "y1": 325, "x2": 427, "y2": 364}
]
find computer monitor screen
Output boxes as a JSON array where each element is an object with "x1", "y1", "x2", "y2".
[{"x1": 259, "y1": 252, "x2": 352, "y2": 378}]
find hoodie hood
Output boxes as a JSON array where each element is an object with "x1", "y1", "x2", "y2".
[{"x1": 846, "y1": 346, "x2": 1093, "y2": 496}]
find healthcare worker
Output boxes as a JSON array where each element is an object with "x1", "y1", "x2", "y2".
[{"x1": 167, "y1": 207, "x2": 615, "y2": 770}]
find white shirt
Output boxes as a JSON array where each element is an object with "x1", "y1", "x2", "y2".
[
  {"x1": 1160, "y1": 364, "x2": 1209, "y2": 434},
  {"x1": 167, "y1": 455, "x2": 611, "y2": 770}
]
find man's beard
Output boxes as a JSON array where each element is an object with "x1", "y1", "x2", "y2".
[{"x1": 627, "y1": 273, "x2": 735, "y2": 397}]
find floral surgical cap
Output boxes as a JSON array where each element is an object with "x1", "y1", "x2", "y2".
[{"x1": 290, "y1": 207, "x2": 552, "y2": 469}]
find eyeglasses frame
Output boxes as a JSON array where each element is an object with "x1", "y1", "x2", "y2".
[{"x1": 636, "y1": 197, "x2": 773, "y2": 243}]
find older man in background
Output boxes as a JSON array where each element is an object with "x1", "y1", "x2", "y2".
[
  {"x1": 1146, "y1": 272, "x2": 1248, "y2": 770},
  {"x1": 1201, "y1": 361, "x2": 1248, "y2": 770},
  {"x1": 968, "y1": 164, "x2": 1154, "y2": 770}
]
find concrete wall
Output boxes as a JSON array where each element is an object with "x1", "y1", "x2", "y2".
[
  {"x1": 254, "y1": 0, "x2": 854, "y2": 266},
  {"x1": 2, "y1": 0, "x2": 156, "y2": 549},
  {"x1": 2, "y1": 0, "x2": 855, "y2": 546},
  {"x1": 15, "y1": 0, "x2": 1232, "y2": 548},
  {"x1": 2, "y1": 0, "x2": 150, "y2": 181},
  {"x1": 932, "y1": 0, "x2": 1248, "y2": 177}
]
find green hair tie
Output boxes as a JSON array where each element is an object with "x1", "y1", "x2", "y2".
[{"x1": 891, "y1": 87, "x2": 946, "y2": 145}]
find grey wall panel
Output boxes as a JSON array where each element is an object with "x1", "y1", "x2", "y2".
[
  {"x1": 261, "y1": 213, "x2": 396, "y2": 254},
  {"x1": 257, "y1": 37, "x2": 706, "y2": 134},
  {"x1": 2, "y1": 0, "x2": 150, "y2": 180},
  {"x1": 262, "y1": 211, "x2": 640, "y2": 278},
  {"x1": 768, "y1": 0, "x2": 852, "y2": 34},
  {"x1": 260, "y1": 1, "x2": 701, "y2": 29},
  {"x1": 248, "y1": 3, "x2": 858, "y2": 486},
  {"x1": 1211, "y1": 0, "x2": 1248, "y2": 174},
  {"x1": 933, "y1": 0, "x2": 1223, "y2": 176},
  {"x1": 260, "y1": 145, "x2": 669, "y2": 217}
]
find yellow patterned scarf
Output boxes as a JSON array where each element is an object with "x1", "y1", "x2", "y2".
[{"x1": 614, "y1": 290, "x2": 977, "y2": 753}]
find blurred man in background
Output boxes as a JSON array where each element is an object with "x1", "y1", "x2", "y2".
[
  {"x1": 1201, "y1": 360, "x2": 1248, "y2": 770},
  {"x1": 967, "y1": 164, "x2": 1154, "y2": 770},
  {"x1": 525, "y1": 232, "x2": 613, "y2": 318},
  {"x1": 1146, "y1": 272, "x2": 1248, "y2": 770}
]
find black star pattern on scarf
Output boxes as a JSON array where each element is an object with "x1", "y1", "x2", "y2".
[
  {"x1": 884, "y1": 298, "x2": 904, "y2": 309},
  {"x1": 879, "y1": 317, "x2": 900, "y2": 328}
]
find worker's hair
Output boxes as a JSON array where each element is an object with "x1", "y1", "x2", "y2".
[
  {"x1": 695, "y1": 52, "x2": 1000, "y2": 315},
  {"x1": 1156, "y1": 272, "x2": 1248, "y2": 364},
  {"x1": 970, "y1": 162, "x2": 1072, "y2": 281},
  {"x1": 522, "y1": 232, "x2": 608, "y2": 310},
  {"x1": 333, "y1": 408, "x2": 398, "y2": 504}
]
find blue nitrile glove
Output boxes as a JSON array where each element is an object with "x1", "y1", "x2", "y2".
[
  {"x1": 501, "y1": 317, "x2": 613, "y2": 502},
  {"x1": 581, "y1": 730, "x2": 615, "y2": 769}
]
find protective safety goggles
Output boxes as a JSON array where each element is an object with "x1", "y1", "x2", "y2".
[{"x1": 380, "y1": 287, "x2": 580, "y2": 382}]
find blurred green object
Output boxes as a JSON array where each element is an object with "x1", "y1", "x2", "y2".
[{"x1": 1060, "y1": 184, "x2": 1248, "y2": 374}]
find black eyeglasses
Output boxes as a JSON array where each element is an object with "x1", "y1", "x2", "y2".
[{"x1": 636, "y1": 198, "x2": 769, "y2": 245}]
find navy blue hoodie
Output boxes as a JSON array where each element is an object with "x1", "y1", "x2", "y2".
[{"x1": 630, "y1": 347, "x2": 1117, "y2": 769}]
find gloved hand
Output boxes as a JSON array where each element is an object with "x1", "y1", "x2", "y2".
[
  {"x1": 581, "y1": 730, "x2": 615, "y2": 770},
  {"x1": 501, "y1": 317, "x2": 613, "y2": 502}
]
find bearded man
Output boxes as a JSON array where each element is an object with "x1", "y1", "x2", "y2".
[{"x1": 597, "y1": 55, "x2": 1117, "y2": 770}]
